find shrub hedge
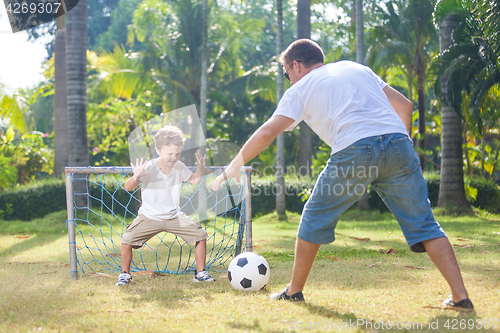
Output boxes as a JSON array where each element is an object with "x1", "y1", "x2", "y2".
[
  {"x1": 467, "y1": 177, "x2": 500, "y2": 213},
  {"x1": 0, "y1": 178, "x2": 67, "y2": 220},
  {"x1": 368, "y1": 172, "x2": 500, "y2": 213},
  {"x1": 1, "y1": 173, "x2": 499, "y2": 221},
  {"x1": 250, "y1": 176, "x2": 315, "y2": 217}
]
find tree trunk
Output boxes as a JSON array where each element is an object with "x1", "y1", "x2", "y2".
[
  {"x1": 355, "y1": 0, "x2": 364, "y2": 64},
  {"x1": 407, "y1": 70, "x2": 414, "y2": 105},
  {"x1": 197, "y1": 0, "x2": 209, "y2": 221},
  {"x1": 354, "y1": 0, "x2": 370, "y2": 210},
  {"x1": 296, "y1": 0, "x2": 312, "y2": 177},
  {"x1": 481, "y1": 135, "x2": 485, "y2": 177},
  {"x1": 437, "y1": 15, "x2": 470, "y2": 212},
  {"x1": 66, "y1": 0, "x2": 89, "y2": 208},
  {"x1": 416, "y1": 51, "x2": 426, "y2": 171},
  {"x1": 200, "y1": 0, "x2": 208, "y2": 139},
  {"x1": 54, "y1": 14, "x2": 68, "y2": 176},
  {"x1": 355, "y1": 25, "x2": 369, "y2": 211},
  {"x1": 276, "y1": 0, "x2": 287, "y2": 219}
]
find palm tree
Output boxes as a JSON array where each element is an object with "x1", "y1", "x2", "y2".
[
  {"x1": 367, "y1": 1, "x2": 416, "y2": 102},
  {"x1": 66, "y1": 0, "x2": 89, "y2": 168},
  {"x1": 296, "y1": 0, "x2": 312, "y2": 176},
  {"x1": 355, "y1": 0, "x2": 364, "y2": 64},
  {"x1": 369, "y1": 0, "x2": 438, "y2": 170},
  {"x1": 128, "y1": 0, "x2": 263, "y2": 108},
  {"x1": 355, "y1": 0, "x2": 371, "y2": 210},
  {"x1": 276, "y1": 0, "x2": 287, "y2": 219},
  {"x1": 53, "y1": 13, "x2": 68, "y2": 176},
  {"x1": 200, "y1": 0, "x2": 209, "y2": 138},
  {"x1": 431, "y1": 0, "x2": 500, "y2": 210},
  {"x1": 66, "y1": 0, "x2": 89, "y2": 208},
  {"x1": 411, "y1": 0, "x2": 437, "y2": 170},
  {"x1": 435, "y1": 9, "x2": 469, "y2": 211},
  {"x1": 476, "y1": 0, "x2": 500, "y2": 61}
]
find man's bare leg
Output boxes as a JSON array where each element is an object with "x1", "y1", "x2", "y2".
[
  {"x1": 423, "y1": 237, "x2": 469, "y2": 302},
  {"x1": 286, "y1": 237, "x2": 321, "y2": 295}
]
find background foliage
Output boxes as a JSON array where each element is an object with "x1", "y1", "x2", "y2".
[{"x1": 1, "y1": 0, "x2": 500, "y2": 214}]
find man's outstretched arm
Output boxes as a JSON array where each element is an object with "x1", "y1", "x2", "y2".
[{"x1": 212, "y1": 115, "x2": 295, "y2": 190}]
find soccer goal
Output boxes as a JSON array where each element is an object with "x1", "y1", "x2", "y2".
[{"x1": 64, "y1": 166, "x2": 252, "y2": 279}]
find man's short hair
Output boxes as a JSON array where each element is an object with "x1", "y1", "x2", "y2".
[
  {"x1": 154, "y1": 125, "x2": 186, "y2": 149},
  {"x1": 278, "y1": 39, "x2": 325, "y2": 68}
]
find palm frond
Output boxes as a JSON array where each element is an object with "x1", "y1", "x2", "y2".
[
  {"x1": 0, "y1": 93, "x2": 30, "y2": 133},
  {"x1": 433, "y1": 0, "x2": 472, "y2": 29},
  {"x1": 469, "y1": 72, "x2": 500, "y2": 130}
]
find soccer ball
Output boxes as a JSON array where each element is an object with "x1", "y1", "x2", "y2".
[{"x1": 227, "y1": 252, "x2": 270, "y2": 291}]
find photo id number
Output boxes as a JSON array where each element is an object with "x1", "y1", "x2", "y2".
[
  {"x1": 6, "y1": 2, "x2": 62, "y2": 15},
  {"x1": 444, "y1": 318, "x2": 498, "y2": 330}
]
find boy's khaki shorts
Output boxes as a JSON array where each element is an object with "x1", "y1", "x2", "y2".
[{"x1": 121, "y1": 213, "x2": 208, "y2": 249}]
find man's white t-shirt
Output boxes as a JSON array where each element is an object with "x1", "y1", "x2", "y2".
[
  {"x1": 272, "y1": 60, "x2": 410, "y2": 154},
  {"x1": 137, "y1": 160, "x2": 193, "y2": 220}
]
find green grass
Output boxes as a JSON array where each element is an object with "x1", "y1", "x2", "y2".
[{"x1": 0, "y1": 209, "x2": 499, "y2": 332}]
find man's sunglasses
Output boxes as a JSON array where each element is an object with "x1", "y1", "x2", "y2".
[{"x1": 284, "y1": 60, "x2": 302, "y2": 82}]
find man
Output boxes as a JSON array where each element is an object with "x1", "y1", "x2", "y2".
[{"x1": 213, "y1": 39, "x2": 473, "y2": 309}]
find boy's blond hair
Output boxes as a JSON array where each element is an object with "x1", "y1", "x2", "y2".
[{"x1": 154, "y1": 125, "x2": 186, "y2": 149}]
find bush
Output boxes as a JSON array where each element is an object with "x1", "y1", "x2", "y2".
[
  {"x1": 424, "y1": 172, "x2": 441, "y2": 207},
  {"x1": 466, "y1": 177, "x2": 500, "y2": 213},
  {"x1": 251, "y1": 175, "x2": 444, "y2": 216},
  {"x1": 250, "y1": 176, "x2": 315, "y2": 217},
  {"x1": 367, "y1": 172, "x2": 500, "y2": 214},
  {"x1": 0, "y1": 178, "x2": 66, "y2": 220},
  {"x1": 0, "y1": 175, "x2": 137, "y2": 221},
  {"x1": 5, "y1": 171, "x2": 498, "y2": 221},
  {"x1": 0, "y1": 129, "x2": 54, "y2": 190}
]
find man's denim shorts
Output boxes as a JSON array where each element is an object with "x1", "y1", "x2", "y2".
[{"x1": 297, "y1": 133, "x2": 446, "y2": 253}]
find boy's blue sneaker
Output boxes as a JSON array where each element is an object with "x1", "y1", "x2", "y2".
[
  {"x1": 115, "y1": 272, "x2": 132, "y2": 286},
  {"x1": 193, "y1": 270, "x2": 215, "y2": 282}
]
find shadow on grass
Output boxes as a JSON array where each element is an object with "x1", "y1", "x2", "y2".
[
  {"x1": 0, "y1": 233, "x2": 65, "y2": 260},
  {"x1": 298, "y1": 302, "x2": 366, "y2": 329},
  {"x1": 299, "y1": 303, "x2": 492, "y2": 333},
  {"x1": 225, "y1": 319, "x2": 284, "y2": 333},
  {"x1": 111, "y1": 274, "x2": 221, "y2": 310},
  {"x1": 0, "y1": 211, "x2": 67, "y2": 235}
]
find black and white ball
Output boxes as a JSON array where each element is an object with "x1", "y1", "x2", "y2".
[{"x1": 227, "y1": 252, "x2": 270, "y2": 291}]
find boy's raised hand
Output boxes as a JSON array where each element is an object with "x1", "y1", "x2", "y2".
[
  {"x1": 195, "y1": 149, "x2": 206, "y2": 171},
  {"x1": 124, "y1": 158, "x2": 150, "y2": 191},
  {"x1": 188, "y1": 150, "x2": 207, "y2": 185},
  {"x1": 130, "y1": 158, "x2": 149, "y2": 178}
]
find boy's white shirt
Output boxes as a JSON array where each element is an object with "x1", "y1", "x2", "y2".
[
  {"x1": 272, "y1": 60, "x2": 410, "y2": 155},
  {"x1": 137, "y1": 160, "x2": 193, "y2": 221}
]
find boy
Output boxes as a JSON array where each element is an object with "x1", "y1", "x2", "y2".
[{"x1": 116, "y1": 125, "x2": 214, "y2": 285}]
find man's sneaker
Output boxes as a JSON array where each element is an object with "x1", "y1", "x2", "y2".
[
  {"x1": 270, "y1": 284, "x2": 305, "y2": 302},
  {"x1": 115, "y1": 272, "x2": 132, "y2": 286},
  {"x1": 443, "y1": 296, "x2": 474, "y2": 309},
  {"x1": 193, "y1": 270, "x2": 215, "y2": 282}
]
